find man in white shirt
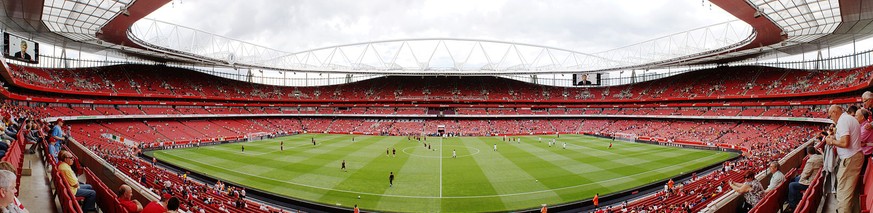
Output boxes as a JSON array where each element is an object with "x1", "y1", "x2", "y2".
[
  {"x1": 764, "y1": 161, "x2": 784, "y2": 193},
  {"x1": 825, "y1": 105, "x2": 864, "y2": 213}
]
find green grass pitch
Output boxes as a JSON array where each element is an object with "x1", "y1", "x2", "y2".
[{"x1": 150, "y1": 134, "x2": 736, "y2": 212}]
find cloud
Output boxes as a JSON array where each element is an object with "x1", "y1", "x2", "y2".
[{"x1": 146, "y1": 0, "x2": 737, "y2": 54}]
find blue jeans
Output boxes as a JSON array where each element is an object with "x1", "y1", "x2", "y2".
[
  {"x1": 787, "y1": 176, "x2": 808, "y2": 208},
  {"x1": 76, "y1": 184, "x2": 97, "y2": 211}
]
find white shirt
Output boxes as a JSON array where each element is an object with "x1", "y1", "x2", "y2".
[
  {"x1": 766, "y1": 170, "x2": 785, "y2": 191},
  {"x1": 835, "y1": 112, "x2": 862, "y2": 159}
]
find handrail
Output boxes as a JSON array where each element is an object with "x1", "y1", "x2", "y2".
[
  {"x1": 65, "y1": 136, "x2": 160, "y2": 202},
  {"x1": 698, "y1": 139, "x2": 815, "y2": 212}
]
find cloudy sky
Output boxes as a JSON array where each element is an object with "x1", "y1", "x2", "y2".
[{"x1": 145, "y1": 0, "x2": 737, "y2": 54}]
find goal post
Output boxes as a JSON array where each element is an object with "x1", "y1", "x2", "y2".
[
  {"x1": 613, "y1": 132, "x2": 638, "y2": 142},
  {"x1": 246, "y1": 132, "x2": 269, "y2": 142}
]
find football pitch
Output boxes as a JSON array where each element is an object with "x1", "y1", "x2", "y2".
[{"x1": 150, "y1": 134, "x2": 736, "y2": 212}]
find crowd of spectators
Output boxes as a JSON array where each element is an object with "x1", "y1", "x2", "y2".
[
  {"x1": 3, "y1": 61, "x2": 871, "y2": 213},
  {"x1": 7, "y1": 64, "x2": 871, "y2": 102}
]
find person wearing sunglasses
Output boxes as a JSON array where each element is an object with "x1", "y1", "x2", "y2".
[{"x1": 57, "y1": 150, "x2": 97, "y2": 212}]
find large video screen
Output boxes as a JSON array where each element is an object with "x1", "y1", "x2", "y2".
[
  {"x1": 3, "y1": 33, "x2": 39, "y2": 64},
  {"x1": 572, "y1": 73, "x2": 602, "y2": 86}
]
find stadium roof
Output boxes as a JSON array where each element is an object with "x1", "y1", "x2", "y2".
[{"x1": 0, "y1": 0, "x2": 871, "y2": 74}]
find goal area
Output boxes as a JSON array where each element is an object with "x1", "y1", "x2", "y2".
[
  {"x1": 246, "y1": 132, "x2": 270, "y2": 142},
  {"x1": 613, "y1": 132, "x2": 638, "y2": 142}
]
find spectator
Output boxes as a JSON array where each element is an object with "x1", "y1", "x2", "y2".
[
  {"x1": 117, "y1": 184, "x2": 143, "y2": 213},
  {"x1": 58, "y1": 151, "x2": 97, "y2": 212},
  {"x1": 825, "y1": 105, "x2": 864, "y2": 213},
  {"x1": 848, "y1": 105, "x2": 859, "y2": 116},
  {"x1": 49, "y1": 119, "x2": 65, "y2": 160},
  {"x1": 25, "y1": 122, "x2": 41, "y2": 154},
  {"x1": 141, "y1": 194, "x2": 171, "y2": 213},
  {"x1": 729, "y1": 171, "x2": 763, "y2": 213},
  {"x1": 855, "y1": 108, "x2": 873, "y2": 156},
  {"x1": 764, "y1": 161, "x2": 784, "y2": 193},
  {"x1": 166, "y1": 197, "x2": 180, "y2": 213},
  {"x1": 787, "y1": 147, "x2": 823, "y2": 210},
  {"x1": 862, "y1": 91, "x2": 873, "y2": 112},
  {"x1": 0, "y1": 122, "x2": 14, "y2": 142},
  {"x1": 0, "y1": 169, "x2": 24, "y2": 213}
]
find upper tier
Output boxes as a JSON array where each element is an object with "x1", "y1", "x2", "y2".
[{"x1": 5, "y1": 64, "x2": 872, "y2": 104}]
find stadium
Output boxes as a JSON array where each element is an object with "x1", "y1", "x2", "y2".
[{"x1": 0, "y1": 0, "x2": 872, "y2": 212}]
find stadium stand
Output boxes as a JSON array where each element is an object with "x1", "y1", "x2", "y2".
[
  {"x1": 5, "y1": 64, "x2": 872, "y2": 103},
  {"x1": 2, "y1": 62, "x2": 870, "y2": 213}
]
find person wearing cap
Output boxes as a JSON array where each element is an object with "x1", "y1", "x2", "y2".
[{"x1": 49, "y1": 118, "x2": 65, "y2": 160}]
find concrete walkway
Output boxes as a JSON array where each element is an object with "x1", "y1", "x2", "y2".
[{"x1": 19, "y1": 146, "x2": 57, "y2": 213}]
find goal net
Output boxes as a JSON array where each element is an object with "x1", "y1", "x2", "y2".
[
  {"x1": 613, "y1": 132, "x2": 638, "y2": 142},
  {"x1": 246, "y1": 132, "x2": 269, "y2": 142}
]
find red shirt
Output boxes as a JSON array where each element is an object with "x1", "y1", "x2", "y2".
[
  {"x1": 141, "y1": 201, "x2": 166, "y2": 213},
  {"x1": 118, "y1": 197, "x2": 140, "y2": 213}
]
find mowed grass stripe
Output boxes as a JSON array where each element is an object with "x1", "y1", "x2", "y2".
[
  {"x1": 151, "y1": 134, "x2": 737, "y2": 213},
  {"x1": 373, "y1": 139, "x2": 441, "y2": 212},
  {"x1": 488, "y1": 137, "x2": 601, "y2": 202},
  {"x1": 465, "y1": 137, "x2": 562, "y2": 210},
  {"x1": 311, "y1": 137, "x2": 416, "y2": 210},
  {"x1": 159, "y1": 135, "x2": 395, "y2": 202},
  {"x1": 289, "y1": 136, "x2": 403, "y2": 205},
  {"x1": 505, "y1": 138, "x2": 618, "y2": 198},
  {"x1": 441, "y1": 138, "x2": 505, "y2": 212}
]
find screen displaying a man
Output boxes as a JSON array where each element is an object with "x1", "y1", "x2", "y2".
[
  {"x1": 13, "y1": 40, "x2": 31, "y2": 61},
  {"x1": 577, "y1": 74, "x2": 592, "y2": 85}
]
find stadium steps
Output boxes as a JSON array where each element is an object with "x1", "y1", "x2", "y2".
[{"x1": 19, "y1": 147, "x2": 57, "y2": 213}]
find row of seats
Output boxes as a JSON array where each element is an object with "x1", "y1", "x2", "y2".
[
  {"x1": 27, "y1": 104, "x2": 828, "y2": 118},
  {"x1": 1, "y1": 130, "x2": 25, "y2": 194},
  {"x1": 749, "y1": 168, "x2": 798, "y2": 212},
  {"x1": 609, "y1": 125, "x2": 812, "y2": 212},
  {"x1": 94, "y1": 146, "x2": 290, "y2": 213},
  {"x1": 7, "y1": 64, "x2": 872, "y2": 102}
]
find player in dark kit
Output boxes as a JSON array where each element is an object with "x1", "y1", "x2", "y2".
[
  {"x1": 280, "y1": 141, "x2": 284, "y2": 151},
  {"x1": 241, "y1": 145, "x2": 245, "y2": 153},
  {"x1": 341, "y1": 160, "x2": 346, "y2": 172},
  {"x1": 392, "y1": 148, "x2": 396, "y2": 157},
  {"x1": 389, "y1": 172, "x2": 395, "y2": 187},
  {"x1": 311, "y1": 137, "x2": 316, "y2": 146}
]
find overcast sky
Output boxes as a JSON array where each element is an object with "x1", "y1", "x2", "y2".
[{"x1": 145, "y1": 0, "x2": 738, "y2": 54}]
